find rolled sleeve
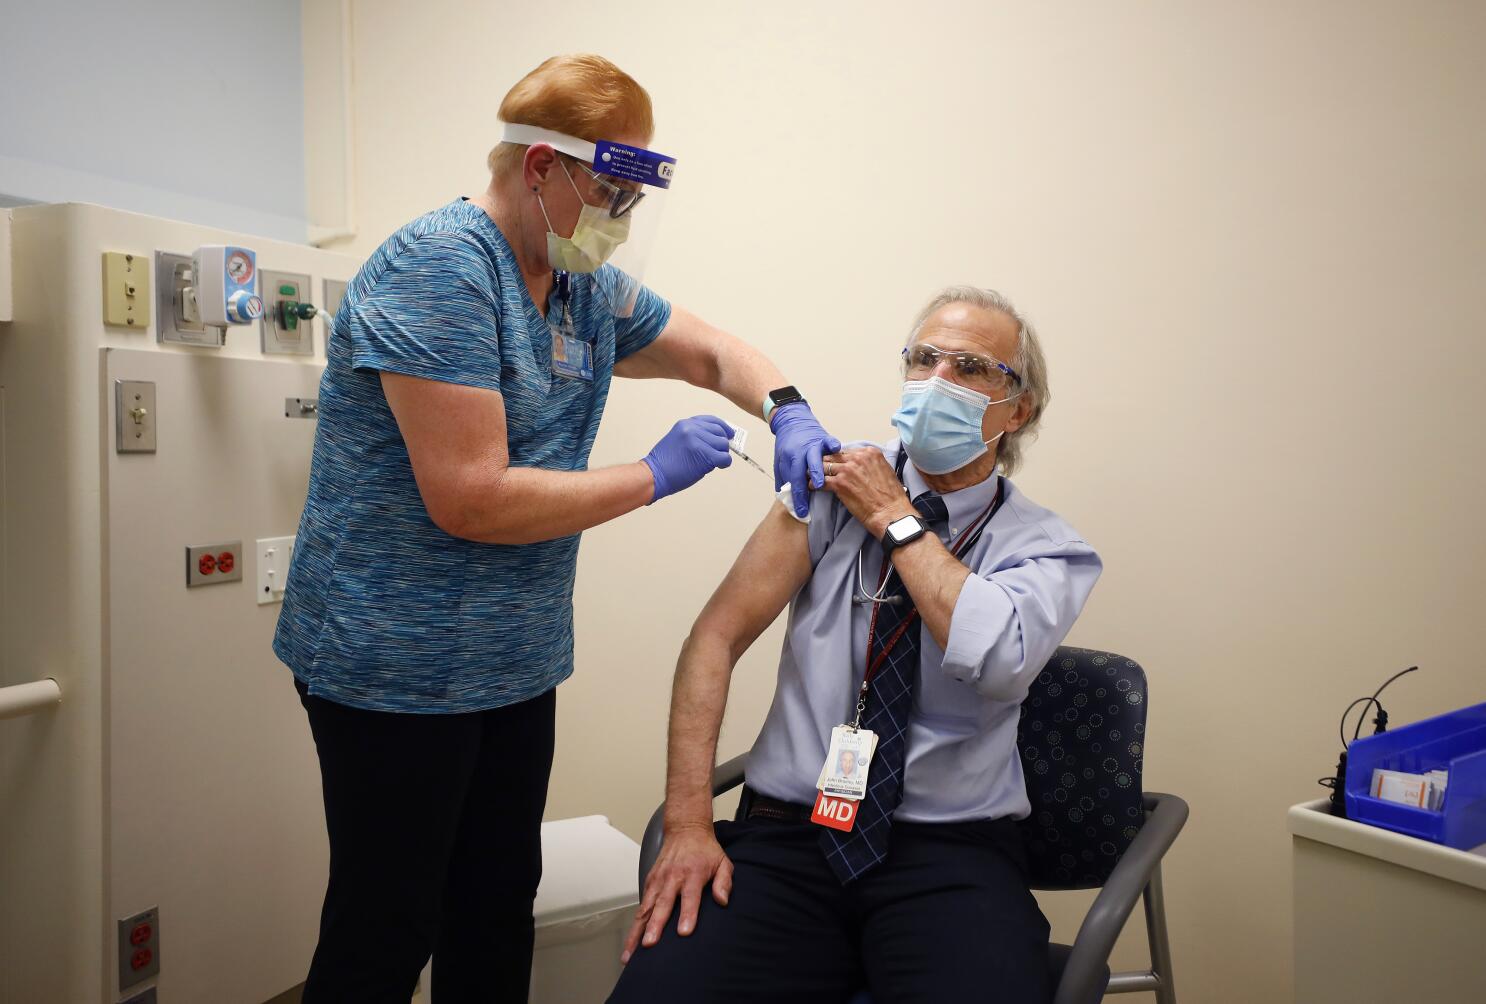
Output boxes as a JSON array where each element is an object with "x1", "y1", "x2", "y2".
[
  {"x1": 349, "y1": 233, "x2": 503, "y2": 393},
  {"x1": 611, "y1": 277, "x2": 672, "y2": 362},
  {"x1": 941, "y1": 546, "x2": 1104, "y2": 702}
]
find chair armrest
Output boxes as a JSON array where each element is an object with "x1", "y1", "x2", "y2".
[
  {"x1": 1054, "y1": 792, "x2": 1189, "y2": 1004},
  {"x1": 638, "y1": 754, "x2": 750, "y2": 890}
]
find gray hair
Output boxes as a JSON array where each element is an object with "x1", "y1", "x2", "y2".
[{"x1": 905, "y1": 286, "x2": 1050, "y2": 476}]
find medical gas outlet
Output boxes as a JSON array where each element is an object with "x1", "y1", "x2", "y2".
[
  {"x1": 259, "y1": 269, "x2": 320, "y2": 356},
  {"x1": 191, "y1": 246, "x2": 263, "y2": 327}
]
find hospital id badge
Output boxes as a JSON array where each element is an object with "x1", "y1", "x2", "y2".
[
  {"x1": 816, "y1": 725, "x2": 876, "y2": 801},
  {"x1": 550, "y1": 329, "x2": 594, "y2": 381}
]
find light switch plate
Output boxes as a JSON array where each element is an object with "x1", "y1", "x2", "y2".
[
  {"x1": 115, "y1": 381, "x2": 157, "y2": 454},
  {"x1": 256, "y1": 535, "x2": 296, "y2": 605},
  {"x1": 102, "y1": 252, "x2": 150, "y2": 329}
]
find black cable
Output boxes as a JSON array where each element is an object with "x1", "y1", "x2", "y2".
[
  {"x1": 1339, "y1": 697, "x2": 1381, "y2": 749},
  {"x1": 1353, "y1": 665, "x2": 1419, "y2": 742},
  {"x1": 1323, "y1": 665, "x2": 1420, "y2": 818},
  {"x1": 1335, "y1": 666, "x2": 1420, "y2": 749}
]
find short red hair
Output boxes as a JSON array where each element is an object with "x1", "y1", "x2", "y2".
[{"x1": 488, "y1": 54, "x2": 654, "y2": 175}]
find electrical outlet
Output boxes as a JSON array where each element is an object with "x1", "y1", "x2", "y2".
[
  {"x1": 186, "y1": 541, "x2": 243, "y2": 588},
  {"x1": 117, "y1": 906, "x2": 160, "y2": 990},
  {"x1": 257, "y1": 535, "x2": 296, "y2": 605}
]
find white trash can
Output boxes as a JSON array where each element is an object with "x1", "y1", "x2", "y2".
[
  {"x1": 417, "y1": 814, "x2": 640, "y2": 1003},
  {"x1": 529, "y1": 815, "x2": 641, "y2": 1004}
]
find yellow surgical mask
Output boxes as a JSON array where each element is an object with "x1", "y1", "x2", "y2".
[{"x1": 539, "y1": 162, "x2": 631, "y2": 273}]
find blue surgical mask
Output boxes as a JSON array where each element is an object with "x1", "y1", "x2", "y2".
[{"x1": 891, "y1": 376, "x2": 1019, "y2": 475}]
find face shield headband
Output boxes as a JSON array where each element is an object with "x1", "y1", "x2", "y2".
[{"x1": 499, "y1": 122, "x2": 677, "y2": 315}]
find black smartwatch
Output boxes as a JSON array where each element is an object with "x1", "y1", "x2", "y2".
[
  {"x1": 882, "y1": 513, "x2": 928, "y2": 556},
  {"x1": 763, "y1": 385, "x2": 806, "y2": 422}
]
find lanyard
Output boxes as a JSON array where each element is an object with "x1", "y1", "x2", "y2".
[{"x1": 850, "y1": 468, "x2": 1005, "y2": 730}]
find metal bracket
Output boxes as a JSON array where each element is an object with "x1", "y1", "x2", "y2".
[
  {"x1": 155, "y1": 250, "x2": 225, "y2": 348},
  {"x1": 285, "y1": 397, "x2": 319, "y2": 419}
]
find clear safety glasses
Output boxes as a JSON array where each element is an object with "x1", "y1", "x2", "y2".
[
  {"x1": 901, "y1": 343, "x2": 1021, "y2": 395},
  {"x1": 570, "y1": 159, "x2": 647, "y2": 219}
]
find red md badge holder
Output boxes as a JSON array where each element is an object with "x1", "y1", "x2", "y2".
[{"x1": 811, "y1": 791, "x2": 859, "y2": 832}]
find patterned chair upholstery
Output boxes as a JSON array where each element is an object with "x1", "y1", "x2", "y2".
[{"x1": 1018, "y1": 646, "x2": 1149, "y2": 889}]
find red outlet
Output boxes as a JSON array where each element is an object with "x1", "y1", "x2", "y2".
[
  {"x1": 216, "y1": 551, "x2": 236, "y2": 575},
  {"x1": 129, "y1": 923, "x2": 152, "y2": 946},
  {"x1": 131, "y1": 947, "x2": 153, "y2": 971},
  {"x1": 198, "y1": 554, "x2": 217, "y2": 576}
]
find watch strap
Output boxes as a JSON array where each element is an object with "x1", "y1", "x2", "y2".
[
  {"x1": 763, "y1": 386, "x2": 806, "y2": 423},
  {"x1": 881, "y1": 514, "x2": 928, "y2": 556}
]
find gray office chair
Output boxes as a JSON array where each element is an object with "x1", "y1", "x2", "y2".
[{"x1": 638, "y1": 646, "x2": 1188, "y2": 1004}]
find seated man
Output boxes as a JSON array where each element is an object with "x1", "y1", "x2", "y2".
[{"x1": 608, "y1": 286, "x2": 1102, "y2": 1004}]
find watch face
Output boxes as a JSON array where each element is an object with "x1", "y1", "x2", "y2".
[{"x1": 888, "y1": 515, "x2": 922, "y2": 542}]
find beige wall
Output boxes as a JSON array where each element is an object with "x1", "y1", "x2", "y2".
[{"x1": 307, "y1": 3, "x2": 1486, "y2": 1001}]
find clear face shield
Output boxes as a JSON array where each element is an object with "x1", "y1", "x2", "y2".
[{"x1": 500, "y1": 122, "x2": 676, "y2": 317}]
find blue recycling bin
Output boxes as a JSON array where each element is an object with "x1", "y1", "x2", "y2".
[{"x1": 1345, "y1": 701, "x2": 1486, "y2": 849}]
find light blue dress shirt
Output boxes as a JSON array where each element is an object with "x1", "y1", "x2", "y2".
[{"x1": 744, "y1": 440, "x2": 1103, "y2": 823}]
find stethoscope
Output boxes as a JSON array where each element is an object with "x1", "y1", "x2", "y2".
[{"x1": 853, "y1": 547, "x2": 908, "y2": 605}]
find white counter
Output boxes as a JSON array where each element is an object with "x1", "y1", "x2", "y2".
[{"x1": 1289, "y1": 798, "x2": 1486, "y2": 1004}]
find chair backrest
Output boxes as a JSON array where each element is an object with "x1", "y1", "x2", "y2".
[{"x1": 1016, "y1": 646, "x2": 1148, "y2": 889}]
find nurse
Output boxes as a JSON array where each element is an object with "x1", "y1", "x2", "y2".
[{"x1": 273, "y1": 54, "x2": 839, "y2": 1003}]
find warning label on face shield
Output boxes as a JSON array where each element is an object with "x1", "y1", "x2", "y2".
[{"x1": 594, "y1": 141, "x2": 677, "y2": 189}]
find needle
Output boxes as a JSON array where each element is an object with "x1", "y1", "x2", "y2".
[{"x1": 729, "y1": 443, "x2": 770, "y2": 477}]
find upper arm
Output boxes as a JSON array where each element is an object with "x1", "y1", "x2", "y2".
[
  {"x1": 691, "y1": 502, "x2": 812, "y2": 661},
  {"x1": 613, "y1": 305, "x2": 720, "y2": 385},
  {"x1": 380, "y1": 372, "x2": 509, "y2": 537},
  {"x1": 606, "y1": 274, "x2": 674, "y2": 368}
]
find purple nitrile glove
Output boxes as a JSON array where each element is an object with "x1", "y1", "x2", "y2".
[
  {"x1": 642, "y1": 416, "x2": 734, "y2": 504},
  {"x1": 770, "y1": 403, "x2": 842, "y2": 518}
]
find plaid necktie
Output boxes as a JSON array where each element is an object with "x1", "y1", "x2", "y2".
[{"x1": 819, "y1": 490, "x2": 949, "y2": 883}]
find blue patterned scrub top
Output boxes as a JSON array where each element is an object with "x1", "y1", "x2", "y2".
[{"x1": 274, "y1": 198, "x2": 671, "y2": 712}]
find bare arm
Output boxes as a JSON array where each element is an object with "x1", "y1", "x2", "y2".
[
  {"x1": 663, "y1": 504, "x2": 812, "y2": 829},
  {"x1": 622, "y1": 503, "x2": 812, "y2": 961},
  {"x1": 615, "y1": 305, "x2": 787, "y2": 418},
  {"x1": 380, "y1": 372, "x2": 654, "y2": 544}
]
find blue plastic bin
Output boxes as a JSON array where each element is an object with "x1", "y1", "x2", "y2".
[{"x1": 1345, "y1": 701, "x2": 1486, "y2": 849}]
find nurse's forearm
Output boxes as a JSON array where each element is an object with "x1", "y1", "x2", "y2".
[
  {"x1": 708, "y1": 330, "x2": 789, "y2": 419},
  {"x1": 664, "y1": 634, "x2": 733, "y2": 833},
  {"x1": 445, "y1": 462, "x2": 656, "y2": 544}
]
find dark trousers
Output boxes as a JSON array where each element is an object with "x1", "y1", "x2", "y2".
[
  {"x1": 296, "y1": 679, "x2": 556, "y2": 1004},
  {"x1": 608, "y1": 805, "x2": 1052, "y2": 1004}
]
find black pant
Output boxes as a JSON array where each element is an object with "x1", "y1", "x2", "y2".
[
  {"x1": 296, "y1": 678, "x2": 556, "y2": 1004},
  {"x1": 608, "y1": 807, "x2": 1051, "y2": 1004}
]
